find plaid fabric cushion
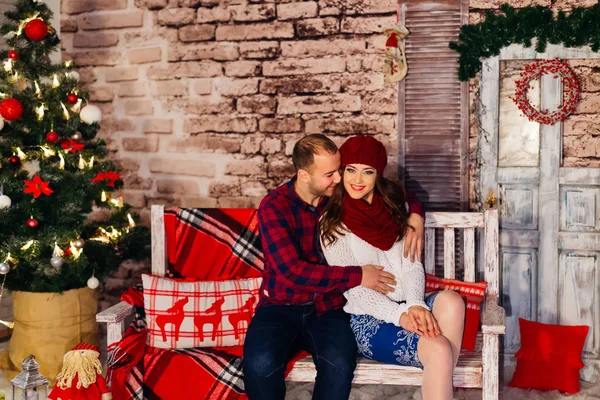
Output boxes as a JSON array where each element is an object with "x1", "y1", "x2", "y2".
[
  {"x1": 425, "y1": 274, "x2": 487, "y2": 351},
  {"x1": 164, "y1": 208, "x2": 264, "y2": 281},
  {"x1": 143, "y1": 274, "x2": 262, "y2": 349}
]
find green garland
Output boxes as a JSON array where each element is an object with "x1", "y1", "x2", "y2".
[{"x1": 449, "y1": 3, "x2": 600, "y2": 81}]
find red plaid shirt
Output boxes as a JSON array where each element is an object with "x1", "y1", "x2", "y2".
[{"x1": 257, "y1": 178, "x2": 424, "y2": 315}]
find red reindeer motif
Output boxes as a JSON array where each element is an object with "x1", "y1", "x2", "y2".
[
  {"x1": 228, "y1": 296, "x2": 256, "y2": 340},
  {"x1": 156, "y1": 297, "x2": 189, "y2": 342},
  {"x1": 194, "y1": 297, "x2": 225, "y2": 342}
]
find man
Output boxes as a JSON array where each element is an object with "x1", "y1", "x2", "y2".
[{"x1": 243, "y1": 134, "x2": 425, "y2": 400}]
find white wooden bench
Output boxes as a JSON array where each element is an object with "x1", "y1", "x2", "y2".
[{"x1": 97, "y1": 207, "x2": 505, "y2": 400}]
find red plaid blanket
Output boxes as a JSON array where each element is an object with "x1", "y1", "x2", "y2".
[{"x1": 107, "y1": 208, "x2": 305, "y2": 400}]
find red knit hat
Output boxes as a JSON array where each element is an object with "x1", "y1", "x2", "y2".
[
  {"x1": 340, "y1": 135, "x2": 387, "y2": 175},
  {"x1": 71, "y1": 342, "x2": 100, "y2": 353}
]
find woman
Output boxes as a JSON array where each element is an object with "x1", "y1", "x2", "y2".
[{"x1": 320, "y1": 135, "x2": 465, "y2": 400}]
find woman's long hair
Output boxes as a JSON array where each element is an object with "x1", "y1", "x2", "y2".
[{"x1": 320, "y1": 171, "x2": 411, "y2": 247}]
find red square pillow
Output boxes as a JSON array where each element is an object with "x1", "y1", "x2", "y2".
[
  {"x1": 508, "y1": 318, "x2": 589, "y2": 394},
  {"x1": 425, "y1": 274, "x2": 487, "y2": 351},
  {"x1": 142, "y1": 274, "x2": 262, "y2": 349}
]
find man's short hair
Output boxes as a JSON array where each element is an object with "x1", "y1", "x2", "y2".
[{"x1": 292, "y1": 134, "x2": 338, "y2": 172}]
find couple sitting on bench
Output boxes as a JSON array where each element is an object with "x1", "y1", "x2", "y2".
[{"x1": 243, "y1": 134, "x2": 465, "y2": 400}]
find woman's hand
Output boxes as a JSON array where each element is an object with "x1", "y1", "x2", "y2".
[
  {"x1": 399, "y1": 312, "x2": 420, "y2": 334},
  {"x1": 404, "y1": 214, "x2": 424, "y2": 262},
  {"x1": 406, "y1": 306, "x2": 440, "y2": 338}
]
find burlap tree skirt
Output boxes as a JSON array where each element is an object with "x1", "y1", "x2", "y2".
[{"x1": 0, "y1": 287, "x2": 99, "y2": 385}]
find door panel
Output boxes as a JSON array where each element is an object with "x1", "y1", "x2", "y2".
[
  {"x1": 558, "y1": 252, "x2": 599, "y2": 357},
  {"x1": 502, "y1": 248, "x2": 537, "y2": 351}
]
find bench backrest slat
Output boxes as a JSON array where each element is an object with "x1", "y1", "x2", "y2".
[
  {"x1": 424, "y1": 210, "x2": 498, "y2": 297},
  {"x1": 150, "y1": 206, "x2": 499, "y2": 298}
]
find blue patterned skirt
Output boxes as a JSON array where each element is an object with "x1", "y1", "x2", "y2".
[{"x1": 349, "y1": 293, "x2": 439, "y2": 368}]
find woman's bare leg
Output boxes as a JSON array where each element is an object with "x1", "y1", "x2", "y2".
[
  {"x1": 432, "y1": 289, "x2": 466, "y2": 366},
  {"x1": 417, "y1": 290, "x2": 466, "y2": 400},
  {"x1": 418, "y1": 335, "x2": 454, "y2": 400}
]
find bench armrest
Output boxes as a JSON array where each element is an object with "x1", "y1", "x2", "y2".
[
  {"x1": 97, "y1": 301, "x2": 135, "y2": 323},
  {"x1": 97, "y1": 301, "x2": 136, "y2": 346},
  {"x1": 481, "y1": 300, "x2": 506, "y2": 335}
]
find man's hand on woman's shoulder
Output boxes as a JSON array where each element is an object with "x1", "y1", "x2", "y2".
[{"x1": 404, "y1": 213, "x2": 425, "y2": 263}]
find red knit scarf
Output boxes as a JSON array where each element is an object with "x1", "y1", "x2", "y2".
[{"x1": 341, "y1": 193, "x2": 399, "y2": 251}]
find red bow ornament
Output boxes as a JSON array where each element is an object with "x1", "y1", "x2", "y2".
[{"x1": 91, "y1": 170, "x2": 121, "y2": 187}]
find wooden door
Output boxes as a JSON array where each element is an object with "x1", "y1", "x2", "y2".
[{"x1": 480, "y1": 44, "x2": 600, "y2": 380}]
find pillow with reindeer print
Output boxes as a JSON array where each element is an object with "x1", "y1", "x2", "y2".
[{"x1": 142, "y1": 274, "x2": 262, "y2": 349}]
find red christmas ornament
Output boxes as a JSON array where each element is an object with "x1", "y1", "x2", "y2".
[
  {"x1": 24, "y1": 19, "x2": 47, "y2": 41},
  {"x1": 46, "y1": 131, "x2": 59, "y2": 143},
  {"x1": 0, "y1": 98, "x2": 24, "y2": 121},
  {"x1": 26, "y1": 218, "x2": 39, "y2": 229},
  {"x1": 7, "y1": 50, "x2": 18, "y2": 60},
  {"x1": 8, "y1": 155, "x2": 20, "y2": 166},
  {"x1": 66, "y1": 93, "x2": 78, "y2": 104},
  {"x1": 512, "y1": 58, "x2": 581, "y2": 125}
]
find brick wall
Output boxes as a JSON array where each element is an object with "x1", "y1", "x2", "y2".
[
  {"x1": 58, "y1": 0, "x2": 600, "y2": 303},
  {"x1": 60, "y1": 0, "x2": 400, "y2": 218},
  {"x1": 60, "y1": 0, "x2": 400, "y2": 304}
]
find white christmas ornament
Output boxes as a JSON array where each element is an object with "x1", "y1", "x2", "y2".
[
  {"x1": 0, "y1": 195, "x2": 11, "y2": 209},
  {"x1": 0, "y1": 117, "x2": 4, "y2": 131},
  {"x1": 87, "y1": 276, "x2": 100, "y2": 289},
  {"x1": 50, "y1": 255, "x2": 64, "y2": 268},
  {"x1": 0, "y1": 262, "x2": 9, "y2": 274},
  {"x1": 80, "y1": 105, "x2": 102, "y2": 124},
  {"x1": 68, "y1": 70, "x2": 80, "y2": 81}
]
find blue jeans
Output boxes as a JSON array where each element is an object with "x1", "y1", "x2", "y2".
[{"x1": 243, "y1": 304, "x2": 357, "y2": 400}]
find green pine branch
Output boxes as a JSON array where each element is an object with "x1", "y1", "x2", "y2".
[{"x1": 450, "y1": 3, "x2": 600, "y2": 81}]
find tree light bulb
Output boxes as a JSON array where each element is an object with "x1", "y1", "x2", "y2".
[
  {"x1": 60, "y1": 102, "x2": 70, "y2": 120},
  {"x1": 69, "y1": 241, "x2": 83, "y2": 259},
  {"x1": 16, "y1": 147, "x2": 26, "y2": 160},
  {"x1": 78, "y1": 155, "x2": 86, "y2": 170},
  {"x1": 127, "y1": 213, "x2": 136, "y2": 228},
  {"x1": 35, "y1": 103, "x2": 44, "y2": 120},
  {"x1": 41, "y1": 145, "x2": 55, "y2": 158},
  {"x1": 52, "y1": 242, "x2": 64, "y2": 257},
  {"x1": 20, "y1": 240, "x2": 34, "y2": 250}
]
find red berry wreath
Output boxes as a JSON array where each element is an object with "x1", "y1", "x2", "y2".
[{"x1": 512, "y1": 59, "x2": 581, "y2": 125}]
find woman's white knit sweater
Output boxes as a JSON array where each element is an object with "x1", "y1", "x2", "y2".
[{"x1": 321, "y1": 230, "x2": 428, "y2": 327}]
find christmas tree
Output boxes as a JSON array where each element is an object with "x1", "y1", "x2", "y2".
[{"x1": 0, "y1": 0, "x2": 149, "y2": 293}]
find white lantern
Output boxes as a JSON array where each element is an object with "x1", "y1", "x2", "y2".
[
  {"x1": 11, "y1": 355, "x2": 48, "y2": 400},
  {"x1": 79, "y1": 105, "x2": 102, "y2": 124}
]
